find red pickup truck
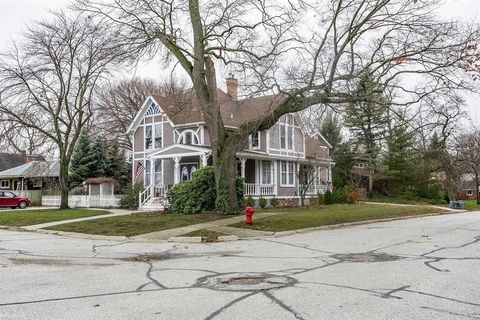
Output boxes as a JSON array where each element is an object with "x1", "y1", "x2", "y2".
[{"x1": 0, "y1": 191, "x2": 31, "y2": 209}]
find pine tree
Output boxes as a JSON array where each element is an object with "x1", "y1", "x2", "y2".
[
  {"x1": 90, "y1": 136, "x2": 108, "y2": 177},
  {"x1": 106, "y1": 140, "x2": 129, "y2": 188},
  {"x1": 69, "y1": 131, "x2": 92, "y2": 188},
  {"x1": 319, "y1": 111, "x2": 342, "y2": 150},
  {"x1": 345, "y1": 71, "x2": 389, "y2": 192},
  {"x1": 384, "y1": 123, "x2": 414, "y2": 193}
]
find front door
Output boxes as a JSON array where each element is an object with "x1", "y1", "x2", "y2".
[{"x1": 180, "y1": 163, "x2": 198, "y2": 182}]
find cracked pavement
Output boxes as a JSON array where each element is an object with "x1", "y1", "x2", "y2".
[{"x1": 0, "y1": 211, "x2": 479, "y2": 319}]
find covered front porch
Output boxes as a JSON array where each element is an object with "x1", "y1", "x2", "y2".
[
  {"x1": 139, "y1": 144, "x2": 212, "y2": 209},
  {"x1": 237, "y1": 155, "x2": 333, "y2": 198}
]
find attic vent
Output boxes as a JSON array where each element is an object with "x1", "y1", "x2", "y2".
[{"x1": 145, "y1": 103, "x2": 161, "y2": 116}]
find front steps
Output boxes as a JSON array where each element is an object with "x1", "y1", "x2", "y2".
[{"x1": 140, "y1": 197, "x2": 168, "y2": 211}]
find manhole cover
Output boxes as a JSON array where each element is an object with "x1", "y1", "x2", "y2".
[
  {"x1": 197, "y1": 273, "x2": 296, "y2": 291},
  {"x1": 331, "y1": 252, "x2": 403, "y2": 263}
]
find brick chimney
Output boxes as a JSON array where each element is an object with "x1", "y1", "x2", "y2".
[
  {"x1": 20, "y1": 150, "x2": 27, "y2": 162},
  {"x1": 226, "y1": 75, "x2": 238, "y2": 100}
]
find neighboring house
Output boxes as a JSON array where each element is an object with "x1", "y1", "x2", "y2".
[
  {"x1": 458, "y1": 174, "x2": 479, "y2": 200},
  {"x1": 126, "y1": 77, "x2": 334, "y2": 210},
  {"x1": 0, "y1": 151, "x2": 45, "y2": 172},
  {"x1": 0, "y1": 161, "x2": 60, "y2": 191}
]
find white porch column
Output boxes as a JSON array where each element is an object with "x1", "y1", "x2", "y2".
[
  {"x1": 173, "y1": 157, "x2": 181, "y2": 184},
  {"x1": 201, "y1": 153, "x2": 210, "y2": 167},
  {"x1": 328, "y1": 164, "x2": 332, "y2": 181},
  {"x1": 240, "y1": 158, "x2": 247, "y2": 178}
]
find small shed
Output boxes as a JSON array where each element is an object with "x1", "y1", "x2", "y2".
[{"x1": 84, "y1": 177, "x2": 116, "y2": 198}]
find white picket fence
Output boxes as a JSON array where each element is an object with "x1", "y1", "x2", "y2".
[{"x1": 42, "y1": 195, "x2": 121, "y2": 208}]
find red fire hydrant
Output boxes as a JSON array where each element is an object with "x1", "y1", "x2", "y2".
[{"x1": 245, "y1": 206, "x2": 255, "y2": 224}]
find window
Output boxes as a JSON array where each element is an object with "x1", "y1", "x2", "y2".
[
  {"x1": 261, "y1": 161, "x2": 272, "y2": 184},
  {"x1": 154, "y1": 160, "x2": 162, "y2": 186},
  {"x1": 0, "y1": 180, "x2": 9, "y2": 188},
  {"x1": 145, "y1": 124, "x2": 163, "y2": 150},
  {"x1": 177, "y1": 130, "x2": 200, "y2": 145},
  {"x1": 250, "y1": 131, "x2": 260, "y2": 149},
  {"x1": 145, "y1": 125, "x2": 153, "y2": 150},
  {"x1": 32, "y1": 180, "x2": 42, "y2": 188},
  {"x1": 467, "y1": 190, "x2": 473, "y2": 196},
  {"x1": 145, "y1": 160, "x2": 151, "y2": 186},
  {"x1": 280, "y1": 161, "x2": 295, "y2": 186},
  {"x1": 154, "y1": 124, "x2": 162, "y2": 148},
  {"x1": 279, "y1": 121, "x2": 293, "y2": 150}
]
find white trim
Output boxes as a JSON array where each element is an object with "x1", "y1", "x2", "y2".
[
  {"x1": 310, "y1": 131, "x2": 333, "y2": 149},
  {"x1": 280, "y1": 160, "x2": 296, "y2": 187},
  {"x1": 266, "y1": 129, "x2": 270, "y2": 154},
  {"x1": 126, "y1": 96, "x2": 176, "y2": 134},
  {"x1": 249, "y1": 131, "x2": 261, "y2": 150},
  {"x1": 177, "y1": 129, "x2": 201, "y2": 145}
]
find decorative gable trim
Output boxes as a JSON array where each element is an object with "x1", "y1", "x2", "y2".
[
  {"x1": 126, "y1": 96, "x2": 175, "y2": 135},
  {"x1": 311, "y1": 132, "x2": 333, "y2": 149}
]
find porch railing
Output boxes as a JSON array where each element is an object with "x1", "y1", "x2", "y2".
[
  {"x1": 244, "y1": 183, "x2": 275, "y2": 196},
  {"x1": 139, "y1": 185, "x2": 169, "y2": 208},
  {"x1": 299, "y1": 184, "x2": 327, "y2": 195}
]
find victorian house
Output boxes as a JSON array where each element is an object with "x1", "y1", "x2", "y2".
[{"x1": 126, "y1": 77, "x2": 334, "y2": 210}]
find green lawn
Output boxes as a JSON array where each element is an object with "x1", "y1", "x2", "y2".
[
  {"x1": 0, "y1": 209, "x2": 109, "y2": 227},
  {"x1": 230, "y1": 204, "x2": 447, "y2": 232},
  {"x1": 461, "y1": 200, "x2": 480, "y2": 211},
  {"x1": 49, "y1": 213, "x2": 235, "y2": 237}
]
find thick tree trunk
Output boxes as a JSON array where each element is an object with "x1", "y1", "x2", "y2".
[
  {"x1": 213, "y1": 138, "x2": 240, "y2": 213},
  {"x1": 59, "y1": 158, "x2": 69, "y2": 209}
]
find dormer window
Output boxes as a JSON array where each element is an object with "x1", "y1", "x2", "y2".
[
  {"x1": 250, "y1": 131, "x2": 260, "y2": 149},
  {"x1": 177, "y1": 130, "x2": 200, "y2": 145}
]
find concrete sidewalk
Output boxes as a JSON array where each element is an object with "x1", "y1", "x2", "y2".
[
  {"x1": 22, "y1": 209, "x2": 137, "y2": 231},
  {"x1": 131, "y1": 211, "x2": 290, "y2": 241}
]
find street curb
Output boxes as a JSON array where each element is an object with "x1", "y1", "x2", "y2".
[
  {"x1": 34, "y1": 228, "x2": 128, "y2": 241},
  {"x1": 217, "y1": 235, "x2": 239, "y2": 242},
  {"x1": 168, "y1": 236, "x2": 202, "y2": 243},
  {"x1": 271, "y1": 211, "x2": 465, "y2": 238}
]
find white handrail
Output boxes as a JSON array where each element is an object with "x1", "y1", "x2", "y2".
[{"x1": 244, "y1": 183, "x2": 275, "y2": 196}]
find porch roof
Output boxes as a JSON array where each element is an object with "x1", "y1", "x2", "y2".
[{"x1": 147, "y1": 144, "x2": 211, "y2": 159}]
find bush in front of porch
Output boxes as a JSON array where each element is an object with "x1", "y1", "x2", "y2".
[{"x1": 167, "y1": 166, "x2": 244, "y2": 214}]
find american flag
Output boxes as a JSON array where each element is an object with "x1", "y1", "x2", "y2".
[
  {"x1": 134, "y1": 162, "x2": 145, "y2": 182},
  {"x1": 327, "y1": 181, "x2": 333, "y2": 192}
]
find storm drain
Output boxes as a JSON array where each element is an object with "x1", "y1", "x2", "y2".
[
  {"x1": 330, "y1": 252, "x2": 403, "y2": 263},
  {"x1": 197, "y1": 273, "x2": 296, "y2": 291}
]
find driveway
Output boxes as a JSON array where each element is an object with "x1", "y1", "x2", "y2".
[{"x1": 0, "y1": 211, "x2": 478, "y2": 320}]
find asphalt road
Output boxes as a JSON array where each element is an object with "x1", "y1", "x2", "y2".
[{"x1": 0, "y1": 211, "x2": 479, "y2": 320}]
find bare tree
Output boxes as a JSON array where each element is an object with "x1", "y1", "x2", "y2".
[
  {"x1": 0, "y1": 12, "x2": 121, "y2": 209},
  {"x1": 0, "y1": 120, "x2": 55, "y2": 156},
  {"x1": 93, "y1": 77, "x2": 187, "y2": 151},
  {"x1": 77, "y1": 0, "x2": 479, "y2": 212}
]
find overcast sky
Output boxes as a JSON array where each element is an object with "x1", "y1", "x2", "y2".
[{"x1": 0, "y1": 0, "x2": 479, "y2": 122}]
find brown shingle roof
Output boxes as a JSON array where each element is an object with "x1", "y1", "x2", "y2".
[
  {"x1": 0, "y1": 153, "x2": 25, "y2": 171},
  {"x1": 305, "y1": 135, "x2": 331, "y2": 160},
  {"x1": 153, "y1": 89, "x2": 282, "y2": 127}
]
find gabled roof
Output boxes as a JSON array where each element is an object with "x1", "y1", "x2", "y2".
[
  {"x1": 0, "y1": 153, "x2": 46, "y2": 172},
  {"x1": 0, "y1": 161, "x2": 59, "y2": 178},
  {"x1": 0, "y1": 153, "x2": 25, "y2": 171},
  {"x1": 127, "y1": 89, "x2": 285, "y2": 134},
  {"x1": 310, "y1": 132, "x2": 333, "y2": 149}
]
